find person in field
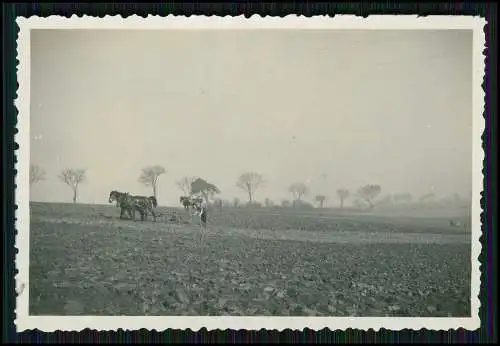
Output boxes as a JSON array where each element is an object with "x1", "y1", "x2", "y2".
[{"x1": 192, "y1": 200, "x2": 207, "y2": 230}]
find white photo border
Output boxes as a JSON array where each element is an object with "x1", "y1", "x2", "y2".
[{"x1": 14, "y1": 14, "x2": 486, "y2": 332}]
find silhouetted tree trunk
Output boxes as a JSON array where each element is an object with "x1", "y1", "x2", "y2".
[
  {"x1": 357, "y1": 184, "x2": 381, "y2": 209},
  {"x1": 236, "y1": 172, "x2": 265, "y2": 204},
  {"x1": 153, "y1": 180, "x2": 158, "y2": 199},
  {"x1": 138, "y1": 165, "x2": 166, "y2": 200},
  {"x1": 59, "y1": 168, "x2": 86, "y2": 204}
]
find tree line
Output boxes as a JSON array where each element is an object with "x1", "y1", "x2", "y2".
[
  {"x1": 31, "y1": 163, "x2": 461, "y2": 209},
  {"x1": 29, "y1": 164, "x2": 385, "y2": 209}
]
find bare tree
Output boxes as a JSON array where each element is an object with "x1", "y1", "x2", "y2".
[
  {"x1": 138, "y1": 165, "x2": 166, "y2": 199},
  {"x1": 176, "y1": 176, "x2": 197, "y2": 196},
  {"x1": 58, "y1": 168, "x2": 86, "y2": 204},
  {"x1": 315, "y1": 195, "x2": 326, "y2": 208},
  {"x1": 236, "y1": 172, "x2": 265, "y2": 203},
  {"x1": 337, "y1": 189, "x2": 350, "y2": 209},
  {"x1": 357, "y1": 184, "x2": 382, "y2": 209},
  {"x1": 30, "y1": 164, "x2": 46, "y2": 184},
  {"x1": 289, "y1": 182, "x2": 309, "y2": 202}
]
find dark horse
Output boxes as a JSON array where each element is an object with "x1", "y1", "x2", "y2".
[
  {"x1": 109, "y1": 190, "x2": 158, "y2": 221},
  {"x1": 180, "y1": 196, "x2": 203, "y2": 210}
]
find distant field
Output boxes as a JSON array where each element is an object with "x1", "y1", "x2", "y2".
[{"x1": 29, "y1": 202, "x2": 471, "y2": 316}]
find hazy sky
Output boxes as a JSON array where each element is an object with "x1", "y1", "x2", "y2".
[{"x1": 30, "y1": 29, "x2": 472, "y2": 206}]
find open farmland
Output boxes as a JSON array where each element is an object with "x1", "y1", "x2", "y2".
[{"x1": 29, "y1": 202, "x2": 472, "y2": 317}]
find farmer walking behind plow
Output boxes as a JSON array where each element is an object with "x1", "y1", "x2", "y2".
[{"x1": 192, "y1": 200, "x2": 208, "y2": 243}]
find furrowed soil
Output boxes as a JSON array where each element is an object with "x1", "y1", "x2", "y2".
[{"x1": 29, "y1": 202, "x2": 472, "y2": 317}]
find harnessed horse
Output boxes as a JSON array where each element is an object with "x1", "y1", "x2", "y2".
[{"x1": 109, "y1": 190, "x2": 158, "y2": 222}]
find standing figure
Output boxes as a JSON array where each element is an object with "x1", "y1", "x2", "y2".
[
  {"x1": 192, "y1": 200, "x2": 208, "y2": 243},
  {"x1": 199, "y1": 201, "x2": 207, "y2": 230}
]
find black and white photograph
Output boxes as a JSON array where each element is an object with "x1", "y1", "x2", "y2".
[{"x1": 15, "y1": 15, "x2": 485, "y2": 331}]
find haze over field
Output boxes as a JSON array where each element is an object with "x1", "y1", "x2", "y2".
[{"x1": 30, "y1": 29, "x2": 473, "y2": 206}]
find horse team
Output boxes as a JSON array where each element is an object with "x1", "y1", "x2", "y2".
[
  {"x1": 108, "y1": 190, "x2": 207, "y2": 228},
  {"x1": 108, "y1": 190, "x2": 158, "y2": 222}
]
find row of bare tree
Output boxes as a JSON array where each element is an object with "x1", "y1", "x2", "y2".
[
  {"x1": 179, "y1": 172, "x2": 382, "y2": 209},
  {"x1": 30, "y1": 165, "x2": 86, "y2": 204},
  {"x1": 30, "y1": 164, "x2": 169, "y2": 204},
  {"x1": 282, "y1": 182, "x2": 381, "y2": 209},
  {"x1": 30, "y1": 164, "x2": 382, "y2": 208}
]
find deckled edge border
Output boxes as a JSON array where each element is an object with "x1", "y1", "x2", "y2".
[{"x1": 13, "y1": 14, "x2": 487, "y2": 333}]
